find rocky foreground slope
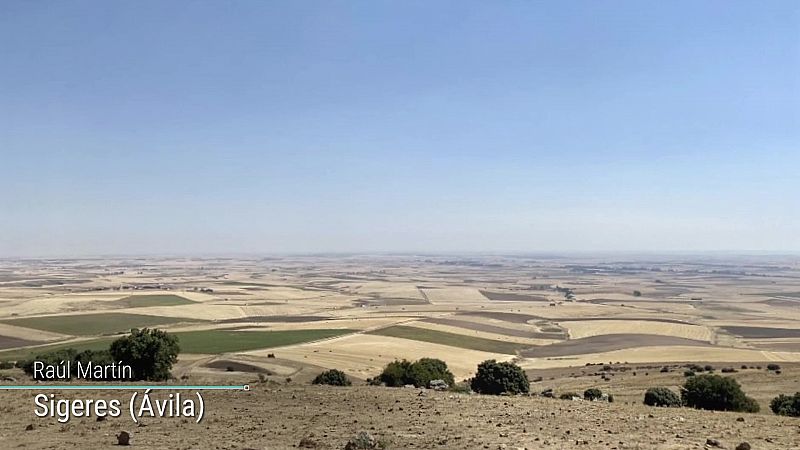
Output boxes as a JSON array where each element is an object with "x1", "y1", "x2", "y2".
[{"x1": 0, "y1": 385, "x2": 798, "y2": 449}]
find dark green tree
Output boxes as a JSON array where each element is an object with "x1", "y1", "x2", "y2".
[
  {"x1": 470, "y1": 360, "x2": 529, "y2": 395},
  {"x1": 408, "y1": 358, "x2": 455, "y2": 388},
  {"x1": 644, "y1": 387, "x2": 682, "y2": 407},
  {"x1": 378, "y1": 359, "x2": 413, "y2": 387},
  {"x1": 583, "y1": 388, "x2": 603, "y2": 401},
  {"x1": 109, "y1": 328, "x2": 179, "y2": 381},
  {"x1": 681, "y1": 374, "x2": 759, "y2": 413},
  {"x1": 312, "y1": 369, "x2": 351, "y2": 386},
  {"x1": 770, "y1": 392, "x2": 800, "y2": 417}
]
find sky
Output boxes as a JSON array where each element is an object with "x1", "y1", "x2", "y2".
[{"x1": 1, "y1": 1, "x2": 798, "y2": 257}]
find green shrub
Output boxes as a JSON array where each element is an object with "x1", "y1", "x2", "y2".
[
  {"x1": 769, "y1": 392, "x2": 800, "y2": 417},
  {"x1": 377, "y1": 358, "x2": 455, "y2": 388},
  {"x1": 470, "y1": 360, "x2": 529, "y2": 395},
  {"x1": 644, "y1": 387, "x2": 682, "y2": 407},
  {"x1": 681, "y1": 374, "x2": 759, "y2": 413},
  {"x1": 0, "y1": 361, "x2": 14, "y2": 370},
  {"x1": 109, "y1": 328, "x2": 179, "y2": 381},
  {"x1": 583, "y1": 388, "x2": 603, "y2": 401},
  {"x1": 683, "y1": 370, "x2": 695, "y2": 377},
  {"x1": 312, "y1": 369, "x2": 352, "y2": 386},
  {"x1": 407, "y1": 358, "x2": 455, "y2": 388},
  {"x1": 767, "y1": 364, "x2": 781, "y2": 371},
  {"x1": 20, "y1": 348, "x2": 78, "y2": 380},
  {"x1": 378, "y1": 359, "x2": 412, "y2": 386},
  {"x1": 559, "y1": 392, "x2": 580, "y2": 400}
]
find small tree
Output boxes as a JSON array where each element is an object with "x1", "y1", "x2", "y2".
[
  {"x1": 583, "y1": 388, "x2": 603, "y2": 401},
  {"x1": 312, "y1": 369, "x2": 351, "y2": 386},
  {"x1": 470, "y1": 360, "x2": 529, "y2": 395},
  {"x1": 770, "y1": 392, "x2": 800, "y2": 417},
  {"x1": 408, "y1": 358, "x2": 454, "y2": 388},
  {"x1": 644, "y1": 387, "x2": 682, "y2": 407},
  {"x1": 109, "y1": 328, "x2": 179, "y2": 381},
  {"x1": 681, "y1": 374, "x2": 759, "y2": 413},
  {"x1": 377, "y1": 360, "x2": 412, "y2": 387}
]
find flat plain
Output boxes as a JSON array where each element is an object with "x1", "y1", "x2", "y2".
[{"x1": 0, "y1": 254, "x2": 798, "y2": 447}]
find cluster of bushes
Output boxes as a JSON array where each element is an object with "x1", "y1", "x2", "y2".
[
  {"x1": 644, "y1": 374, "x2": 759, "y2": 412},
  {"x1": 770, "y1": 392, "x2": 800, "y2": 417},
  {"x1": 19, "y1": 328, "x2": 179, "y2": 382},
  {"x1": 312, "y1": 369, "x2": 351, "y2": 386},
  {"x1": 375, "y1": 358, "x2": 455, "y2": 389}
]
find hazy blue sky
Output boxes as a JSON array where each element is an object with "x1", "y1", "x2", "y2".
[{"x1": 1, "y1": 1, "x2": 798, "y2": 256}]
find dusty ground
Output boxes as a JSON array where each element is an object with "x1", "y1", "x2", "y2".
[{"x1": 0, "y1": 384, "x2": 798, "y2": 449}]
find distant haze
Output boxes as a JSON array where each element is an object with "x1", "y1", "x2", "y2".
[{"x1": 1, "y1": 1, "x2": 798, "y2": 257}]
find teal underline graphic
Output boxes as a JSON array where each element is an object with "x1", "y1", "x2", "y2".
[{"x1": 0, "y1": 385, "x2": 248, "y2": 390}]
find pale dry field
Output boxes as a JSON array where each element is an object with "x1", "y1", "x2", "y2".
[{"x1": 0, "y1": 255, "x2": 798, "y2": 388}]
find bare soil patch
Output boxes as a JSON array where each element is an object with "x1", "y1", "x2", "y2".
[
  {"x1": 422, "y1": 317, "x2": 566, "y2": 339},
  {"x1": 520, "y1": 334, "x2": 713, "y2": 358},
  {"x1": 478, "y1": 290, "x2": 549, "y2": 302},
  {"x1": 205, "y1": 360, "x2": 271, "y2": 373},
  {"x1": 722, "y1": 326, "x2": 800, "y2": 338},
  {"x1": 458, "y1": 311, "x2": 543, "y2": 323},
  {"x1": 0, "y1": 334, "x2": 42, "y2": 350}
]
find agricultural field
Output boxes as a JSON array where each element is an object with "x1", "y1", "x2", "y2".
[
  {"x1": 0, "y1": 255, "x2": 799, "y2": 449},
  {"x1": 0, "y1": 312, "x2": 201, "y2": 336},
  {"x1": 0, "y1": 254, "x2": 798, "y2": 382}
]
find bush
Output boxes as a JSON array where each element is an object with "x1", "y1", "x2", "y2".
[
  {"x1": 770, "y1": 393, "x2": 800, "y2": 417},
  {"x1": 721, "y1": 367, "x2": 737, "y2": 373},
  {"x1": 378, "y1": 359, "x2": 412, "y2": 386},
  {"x1": 683, "y1": 370, "x2": 695, "y2": 377},
  {"x1": 470, "y1": 360, "x2": 529, "y2": 395},
  {"x1": 559, "y1": 392, "x2": 580, "y2": 400},
  {"x1": 377, "y1": 358, "x2": 455, "y2": 388},
  {"x1": 0, "y1": 361, "x2": 14, "y2": 370},
  {"x1": 109, "y1": 328, "x2": 179, "y2": 381},
  {"x1": 19, "y1": 348, "x2": 116, "y2": 380},
  {"x1": 632, "y1": 290, "x2": 642, "y2": 297},
  {"x1": 20, "y1": 348, "x2": 78, "y2": 379},
  {"x1": 766, "y1": 364, "x2": 781, "y2": 371},
  {"x1": 583, "y1": 388, "x2": 603, "y2": 401},
  {"x1": 644, "y1": 387, "x2": 682, "y2": 407},
  {"x1": 313, "y1": 369, "x2": 351, "y2": 386},
  {"x1": 681, "y1": 374, "x2": 759, "y2": 413},
  {"x1": 407, "y1": 358, "x2": 455, "y2": 388}
]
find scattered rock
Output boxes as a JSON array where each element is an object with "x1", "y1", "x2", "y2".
[
  {"x1": 96, "y1": 416, "x2": 106, "y2": 422},
  {"x1": 735, "y1": 443, "x2": 751, "y2": 450},
  {"x1": 706, "y1": 438, "x2": 722, "y2": 447},
  {"x1": 429, "y1": 379, "x2": 449, "y2": 391},
  {"x1": 344, "y1": 431, "x2": 379, "y2": 450},
  {"x1": 736, "y1": 417, "x2": 744, "y2": 422},
  {"x1": 117, "y1": 431, "x2": 131, "y2": 446},
  {"x1": 299, "y1": 436, "x2": 318, "y2": 448},
  {"x1": 24, "y1": 424, "x2": 33, "y2": 431}
]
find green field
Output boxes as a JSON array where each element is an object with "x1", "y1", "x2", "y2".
[
  {"x1": 0, "y1": 329, "x2": 356, "y2": 361},
  {"x1": 113, "y1": 294, "x2": 196, "y2": 308},
  {"x1": 173, "y1": 329, "x2": 355, "y2": 354},
  {"x1": 0, "y1": 313, "x2": 201, "y2": 336},
  {"x1": 367, "y1": 326, "x2": 530, "y2": 354},
  {"x1": 0, "y1": 338, "x2": 114, "y2": 361}
]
